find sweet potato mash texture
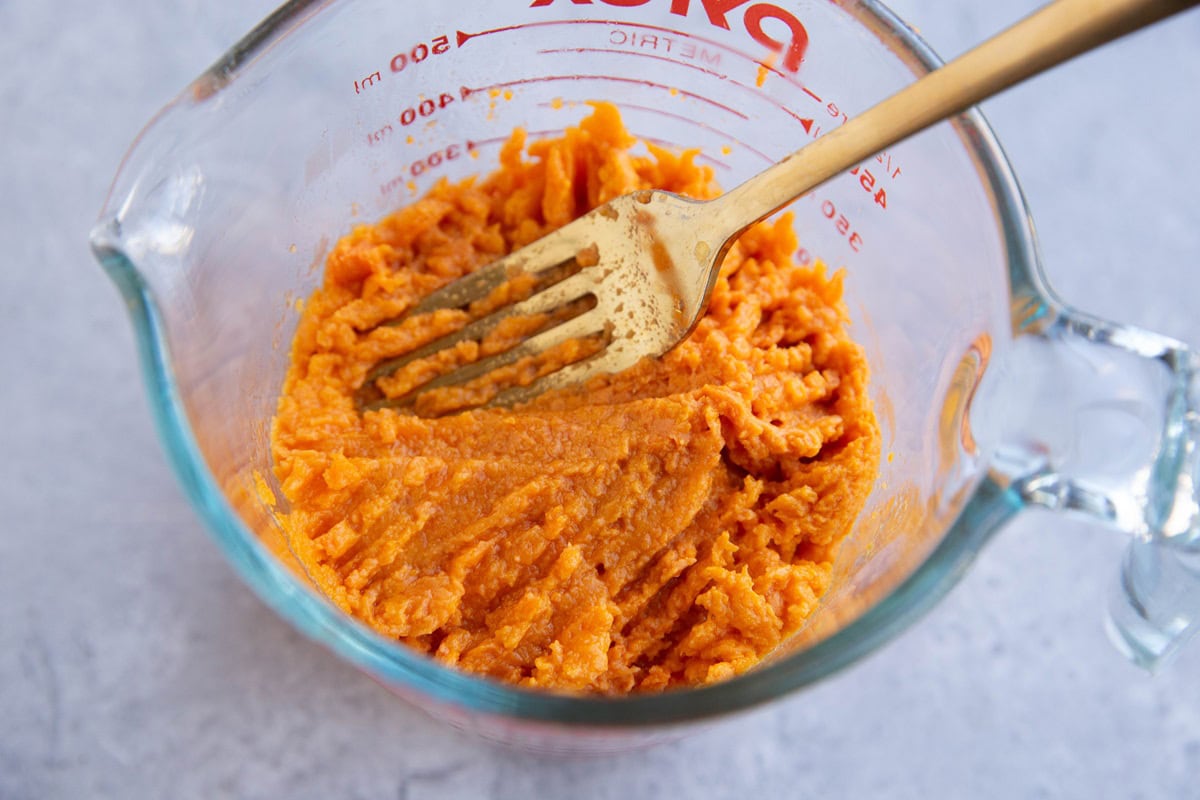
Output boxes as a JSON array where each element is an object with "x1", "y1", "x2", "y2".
[{"x1": 271, "y1": 104, "x2": 879, "y2": 693}]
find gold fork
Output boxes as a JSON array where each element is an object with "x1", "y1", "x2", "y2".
[{"x1": 358, "y1": 0, "x2": 1196, "y2": 414}]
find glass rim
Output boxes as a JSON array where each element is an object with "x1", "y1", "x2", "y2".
[{"x1": 91, "y1": 0, "x2": 1045, "y2": 727}]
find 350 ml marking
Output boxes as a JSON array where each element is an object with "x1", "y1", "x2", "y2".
[{"x1": 819, "y1": 199, "x2": 864, "y2": 252}]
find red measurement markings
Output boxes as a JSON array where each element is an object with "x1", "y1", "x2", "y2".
[
  {"x1": 390, "y1": 35, "x2": 453, "y2": 74},
  {"x1": 605, "y1": 29, "x2": 723, "y2": 68},
  {"x1": 848, "y1": 166, "x2": 888, "y2": 209},
  {"x1": 457, "y1": 20, "x2": 823, "y2": 110},
  {"x1": 397, "y1": 92, "x2": 457, "y2": 127},
  {"x1": 352, "y1": 36, "x2": 454, "y2": 96},
  {"x1": 538, "y1": 47, "x2": 728, "y2": 81},
  {"x1": 354, "y1": 70, "x2": 382, "y2": 95},
  {"x1": 462, "y1": 127, "x2": 727, "y2": 170},
  {"x1": 539, "y1": 44, "x2": 817, "y2": 132},
  {"x1": 504, "y1": 0, "x2": 810, "y2": 71},
  {"x1": 366, "y1": 123, "x2": 394, "y2": 146},
  {"x1": 825, "y1": 100, "x2": 849, "y2": 126},
  {"x1": 409, "y1": 142, "x2": 464, "y2": 177},
  {"x1": 596, "y1": 101, "x2": 774, "y2": 164},
  {"x1": 380, "y1": 143, "x2": 466, "y2": 195},
  {"x1": 819, "y1": 198, "x2": 864, "y2": 252},
  {"x1": 460, "y1": 20, "x2": 828, "y2": 139},
  {"x1": 873, "y1": 149, "x2": 902, "y2": 180},
  {"x1": 466, "y1": 130, "x2": 568, "y2": 151},
  {"x1": 802, "y1": 118, "x2": 904, "y2": 184},
  {"x1": 464, "y1": 75, "x2": 748, "y2": 120}
]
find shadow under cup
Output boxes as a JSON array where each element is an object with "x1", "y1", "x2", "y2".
[{"x1": 91, "y1": 0, "x2": 1199, "y2": 748}]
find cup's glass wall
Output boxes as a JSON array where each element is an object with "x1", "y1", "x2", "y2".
[{"x1": 100, "y1": 0, "x2": 1015, "y2": 699}]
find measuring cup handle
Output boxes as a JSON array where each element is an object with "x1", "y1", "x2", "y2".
[{"x1": 976, "y1": 306, "x2": 1200, "y2": 669}]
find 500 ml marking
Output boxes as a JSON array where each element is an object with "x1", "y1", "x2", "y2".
[
  {"x1": 391, "y1": 36, "x2": 453, "y2": 73},
  {"x1": 353, "y1": 35, "x2": 454, "y2": 95}
]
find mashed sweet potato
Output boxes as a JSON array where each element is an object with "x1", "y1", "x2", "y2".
[{"x1": 271, "y1": 103, "x2": 879, "y2": 693}]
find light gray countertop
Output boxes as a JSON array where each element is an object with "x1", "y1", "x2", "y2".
[{"x1": 3, "y1": 1, "x2": 1199, "y2": 797}]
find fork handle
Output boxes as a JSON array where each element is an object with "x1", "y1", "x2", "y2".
[{"x1": 712, "y1": 0, "x2": 1198, "y2": 230}]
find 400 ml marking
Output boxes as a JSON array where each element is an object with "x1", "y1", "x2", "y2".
[
  {"x1": 364, "y1": 91, "x2": 456, "y2": 146},
  {"x1": 397, "y1": 92, "x2": 457, "y2": 127}
]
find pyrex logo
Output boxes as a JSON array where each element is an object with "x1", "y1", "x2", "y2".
[{"x1": 529, "y1": 0, "x2": 810, "y2": 72}]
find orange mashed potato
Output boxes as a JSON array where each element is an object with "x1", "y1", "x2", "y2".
[{"x1": 271, "y1": 104, "x2": 879, "y2": 693}]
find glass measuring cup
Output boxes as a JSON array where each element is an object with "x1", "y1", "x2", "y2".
[{"x1": 90, "y1": 0, "x2": 1200, "y2": 750}]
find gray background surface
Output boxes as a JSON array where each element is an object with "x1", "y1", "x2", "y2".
[{"x1": 3, "y1": 1, "x2": 1199, "y2": 798}]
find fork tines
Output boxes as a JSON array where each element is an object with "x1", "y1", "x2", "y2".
[{"x1": 356, "y1": 232, "x2": 613, "y2": 415}]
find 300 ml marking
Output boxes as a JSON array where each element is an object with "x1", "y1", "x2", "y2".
[{"x1": 380, "y1": 143, "x2": 465, "y2": 196}]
